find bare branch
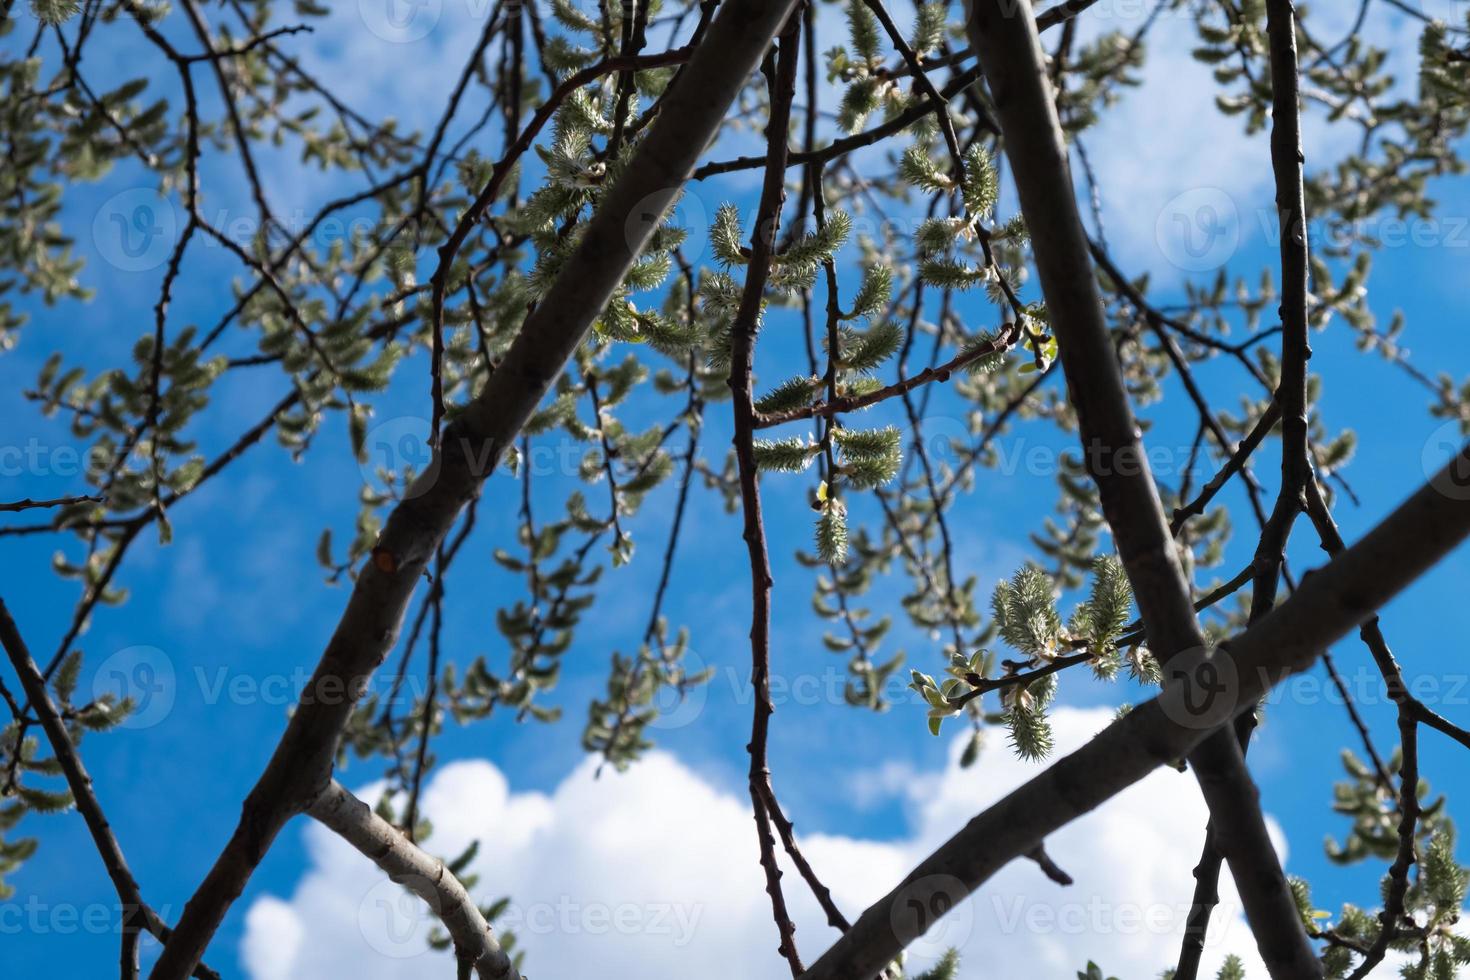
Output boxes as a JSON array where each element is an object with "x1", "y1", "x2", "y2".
[
  {"x1": 1170, "y1": 402, "x2": 1282, "y2": 535},
  {"x1": 962, "y1": 0, "x2": 1318, "y2": 974},
  {"x1": 1177, "y1": 1, "x2": 1315, "y2": 968},
  {"x1": 424, "y1": 41, "x2": 696, "y2": 447},
  {"x1": 0, "y1": 494, "x2": 104, "y2": 513},
  {"x1": 307, "y1": 780, "x2": 520, "y2": 980},
  {"x1": 861, "y1": 0, "x2": 961, "y2": 167},
  {"x1": 728, "y1": 18, "x2": 809, "y2": 975}
]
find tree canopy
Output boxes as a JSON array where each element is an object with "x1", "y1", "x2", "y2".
[{"x1": 3, "y1": 0, "x2": 1470, "y2": 977}]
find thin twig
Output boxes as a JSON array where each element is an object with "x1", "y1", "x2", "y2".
[
  {"x1": 727, "y1": 18, "x2": 807, "y2": 976},
  {"x1": 0, "y1": 599, "x2": 221, "y2": 980}
]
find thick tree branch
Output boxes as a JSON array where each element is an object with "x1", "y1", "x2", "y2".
[
  {"x1": 961, "y1": 0, "x2": 1318, "y2": 974},
  {"x1": 424, "y1": 42, "x2": 697, "y2": 446},
  {"x1": 150, "y1": 1, "x2": 801, "y2": 974},
  {"x1": 691, "y1": 0, "x2": 1096, "y2": 182},
  {"x1": 799, "y1": 442, "x2": 1470, "y2": 980},
  {"x1": 307, "y1": 780, "x2": 520, "y2": 979},
  {"x1": 1176, "y1": 3, "x2": 1314, "y2": 971}
]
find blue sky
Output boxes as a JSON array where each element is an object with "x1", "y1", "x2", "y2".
[{"x1": 2, "y1": 1, "x2": 1469, "y2": 977}]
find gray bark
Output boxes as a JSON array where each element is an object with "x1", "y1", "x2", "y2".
[{"x1": 308, "y1": 780, "x2": 519, "y2": 980}]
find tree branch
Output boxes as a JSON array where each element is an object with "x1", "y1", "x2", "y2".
[
  {"x1": 961, "y1": 0, "x2": 1318, "y2": 974},
  {"x1": 307, "y1": 780, "x2": 520, "y2": 979},
  {"x1": 1176, "y1": 1, "x2": 1314, "y2": 969},
  {"x1": 861, "y1": 0, "x2": 961, "y2": 167},
  {"x1": 0, "y1": 494, "x2": 104, "y2": 513},
  {"x1": 754, "y1": 327, "x2": 1018, "y2": 429},
  {"x1": 1170, "y1": 401, "x2": 1281, "y2": 536},
  {"x1": 691, "y1": 0, "x2": 1097, "y2": 182},
  {"x1": 424, "y1": 42, "x2": 697, "y2": 447},
  {"x1": 728, "y1": 17, "x2": 808, "y2": 976}
]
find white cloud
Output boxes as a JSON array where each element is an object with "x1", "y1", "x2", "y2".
[
  {"x1": 240, "y1": 898, "x2": 305, "y2": 980},
  {"x1": 239, "y1": 707, "x2": 1398, "y2": 979}
]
